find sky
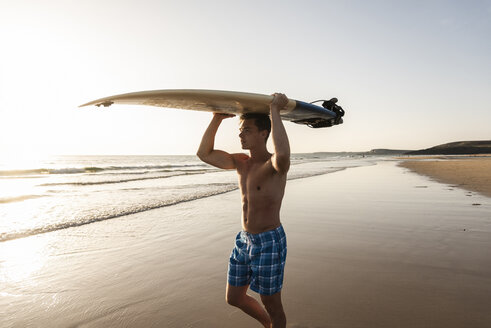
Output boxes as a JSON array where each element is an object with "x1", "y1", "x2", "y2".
[{"x1": 0, "y1": 0, "x2": 490, "y2": 156}]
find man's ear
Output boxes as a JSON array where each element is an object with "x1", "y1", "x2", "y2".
[{"x1": 260, "y1": 130, "x2": 268, "y2": 142}]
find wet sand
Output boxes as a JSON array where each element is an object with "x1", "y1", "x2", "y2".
[
  {"x1": 399, "y1": 157, "x2": 491, "y2": 197},
  {"x1": 1, "y1": 162, "x2": 491, "y2": 327}
]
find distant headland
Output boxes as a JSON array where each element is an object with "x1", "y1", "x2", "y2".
[
  {"x1": 405, "y1": 140, "x2": 491, "y2": 155},
  {"x1": 298, "y1": 141, "x2": 491, "y2": 157}
]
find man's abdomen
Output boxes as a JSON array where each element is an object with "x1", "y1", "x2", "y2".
[{"x1": 241, "y1": 202, "x2": 282, "y2": 234}]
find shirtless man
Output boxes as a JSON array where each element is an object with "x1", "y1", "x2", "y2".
[{"x1": 196, "y1": 93, "x2": 290, "y2": 328}]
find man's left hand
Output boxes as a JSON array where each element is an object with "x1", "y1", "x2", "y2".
[{"x1": 270, "y1": 93, "x2": 289, "y2": 111}]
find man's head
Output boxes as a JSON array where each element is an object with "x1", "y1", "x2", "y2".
[{"x1": 239, "y1": 113, "x2": 271, "y2": 149}]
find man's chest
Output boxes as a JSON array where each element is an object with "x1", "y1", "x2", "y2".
[{"x1": 237, "y1": 162, "x2": 274, "y2": 192}]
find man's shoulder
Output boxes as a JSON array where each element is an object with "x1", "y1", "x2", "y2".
[{"x1": 232, "y1": 153, "x2": 250, "y2": 162}]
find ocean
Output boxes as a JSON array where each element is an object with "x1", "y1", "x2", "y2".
[{"x1": 0, "y1": 154, "x2": 377, "y2": 242}]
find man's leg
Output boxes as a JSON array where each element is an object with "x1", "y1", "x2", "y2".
[
  {"x1": 226, "y1": 283, "x2": 271, "y2": 328},
  {"x1": 260, "y1": 291, "x2": 286, "y2": 328}
]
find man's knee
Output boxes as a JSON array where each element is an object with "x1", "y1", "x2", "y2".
[
  {"x1": 263, "y1": 302, "x2": 284, "y2": 317},
  {"x1": 225, "y1": 293, "x2": 242, "y2": 307},
  {"x1": 226, "y1": 284, "x2": 248, "y2": 307},
  {"x1": 260, "y1": 292, "x2": 284, "y2": 315}
]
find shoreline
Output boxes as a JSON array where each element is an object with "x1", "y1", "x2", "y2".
[
  {"x1": 398, "y1": 157, "x2": 491, "y2": 198},
  {"x1": 396, "y1": 154, "x2": 491, "y2": 160}
]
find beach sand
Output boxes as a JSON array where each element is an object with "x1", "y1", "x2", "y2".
[
  {"x1": 1, "y1": 161, "x2": 491, "y2": 327},
  {"x1": 399, "y1": 157, "x2": 491, "y2": 198}
]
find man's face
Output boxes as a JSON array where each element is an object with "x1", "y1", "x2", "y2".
[{"x1": 239, "y1": 119, "x2": 265, "y2": 149}]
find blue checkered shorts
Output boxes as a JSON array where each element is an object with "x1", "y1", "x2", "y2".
[{"x1": 228, "y1": 225, "x2": 287, "y2": 295}]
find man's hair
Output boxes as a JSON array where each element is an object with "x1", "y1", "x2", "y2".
[{"x1": 240, "y1": 113, "x2": 271, "y2": 142}]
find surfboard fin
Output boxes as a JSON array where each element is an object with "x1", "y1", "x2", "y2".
[
  {"x1": 321, "y1": 98, "x2": 344, "y2": 126},
  {"x1": 300, "y1": 98, "x2": 345, "y2": 128},
  {"x1": 291, "y1": 117, "x2": 339, "y2": 128}
]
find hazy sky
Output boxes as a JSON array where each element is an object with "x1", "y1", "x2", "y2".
[{"x1": 1, "y1": 0, "x2": 490, "y2": 156}]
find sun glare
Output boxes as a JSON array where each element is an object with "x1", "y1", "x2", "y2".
[
  {"x1": 0, "y1": 236, "x2": 51, "y2": 284},
  {"x1": 0, "y1": 152, "x2": 53, "y2": 171}
]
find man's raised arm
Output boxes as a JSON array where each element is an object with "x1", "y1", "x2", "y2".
[
  {"x1": 270, "y1": 93, "x2": 291, "y2": 174},
  {"x1": 196, "y1": 113, "x2": 236, "y2": 169}
]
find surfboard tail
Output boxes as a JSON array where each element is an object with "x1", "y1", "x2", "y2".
[{"x1": 288, "y1": 99, "x2": 345, "y2": 128}]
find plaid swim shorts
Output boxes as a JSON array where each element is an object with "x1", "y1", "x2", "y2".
[{"x1": 228, "y1": 225, "x2": 287, "y2": 295}]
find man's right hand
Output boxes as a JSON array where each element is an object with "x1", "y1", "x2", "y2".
[{"x1": 213, "y1": 113, "x2": 235, "y2": 120}]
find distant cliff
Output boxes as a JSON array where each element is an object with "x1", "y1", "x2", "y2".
[
  {"x1": 369, "y1": 149, "x2": 413, "y2": 155},
  {"x1": 405, "y1": 140, "x2": 491, "y2": 155}
]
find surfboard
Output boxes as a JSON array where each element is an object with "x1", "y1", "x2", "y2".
[{"x1": 80, "y1": 89, "x2": 345, "y2": 128}]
